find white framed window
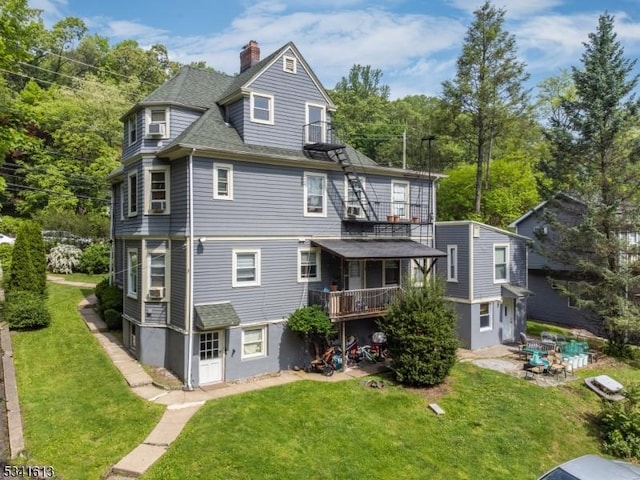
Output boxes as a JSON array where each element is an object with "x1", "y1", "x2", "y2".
[
  {"x1": 384, "y1": 260, "x2": 400, "y2": 286},
  {"x1": 283, "y1": 55, "x2": 297, "y2": 74},
  {"x1": 494, "y1": 244, "x2": 509, "y2": 283},
  {"x1": 447, "y1": 245, "x2": 458, "y2": 282},
  {"x1": 479, "y1": 302, "x2": 492, "y2": 331},
  {"x1": 213, "y1": 163, "x2": 233, "y2": 200},
  {"x1": 145, "y1": 107, "x2": 170, "y2": 138},
  {"x1": 242, "y1": 326, "x2": 267, "y2": 359},
  {"x1": 250, "y1": 92, "x2": 274, "y2": 125},
  {"x1": 233, "y1": 249, "x2": 261, "y2": 287},
  {"x1": 298, "y1": 247, "x2": 321, "y2": 282},
  {"x1": 128, "y1": 172, "x2": 138, "y2": 217},
  {"x1": 391, "y1": 181, "x2": 409, "y2": 219},
  {"x1": 304, "y1": 172, "x2": 327, "y2": 217},
  {"x1": 305, "y1": 103, "x2": 326, "y2": 143},
  {"x1": 127, "y1": 115, "x2": 137, "y2": 146},
  {"x1": 146, "y1": 168, "x2": 169, "y2": 214},
  {"x1": 344, "y1": 176, "x2": 366, "y2": 218},
  {"x1": 127, "y1": 248, "x2": 138, "y2": 299},
  {"x1": 147, "y1": 252, "x2": 166, "y2": 300}
]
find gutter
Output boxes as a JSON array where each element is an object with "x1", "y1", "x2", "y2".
[{"x1": 185, "y1": 148, "x2": 196, "y2": 390}]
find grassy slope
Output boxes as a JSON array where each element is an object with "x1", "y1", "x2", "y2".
[
  {"x1": 11, "y1": 283, "x2": 164, "y2": 479},
  {"x1": 143, "y1": 361, "x2": 637, "y2": 480}
]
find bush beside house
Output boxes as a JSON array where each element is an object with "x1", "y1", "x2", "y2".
[
  {"x1": 94, "y1": 278, "x2": 123, "y2": 330},
  {"x1": 78, "y1": 242, "x2": 110, "y2": 274},
  {"x1": 379, "y1": 278, "x2": 459, "y2": 387},
  {"x1": 287, "y1": 305, "x2": 334, "y2": 359}
]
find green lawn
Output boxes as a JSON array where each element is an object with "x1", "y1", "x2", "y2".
[
  {"x1": 46, "y1": 272, "x2": 107, "y2": 284},
  {"x1": 143, "y1": 361, "x2": 639, "y2": 480},
  {"x1": 10, "y1": 283, "x2": 164, "y2": 479}
]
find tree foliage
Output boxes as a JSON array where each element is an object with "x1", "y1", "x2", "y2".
[
  {"x1": 7, "y1": 220, "x2": 46, "y2": 295},
  {"x1": 379, "y1": 278, "x2": 458, "y2": 387},
  {"x1": 287, "y1": 305, "x2": 334, "y2": 359},
  {"x1": 438, "y1": 157, "x2": 539, "y2": 227},
  {"x1": 3, "y1": 289, "x2": 51, "y2": 329},
  {"x1": 540, "y1": 13, "x2": 640, "y2": 348},
  {"x1": 441, "y1": 1, "x2": 530, "y2": 215},
  {"x1": 599, "y1": 383, "x2": 640, "y2": 460}
]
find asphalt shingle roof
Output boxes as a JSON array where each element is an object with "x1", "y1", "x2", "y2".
[{"x1": 194, "y1": 303, "x2": 241, "y2": 330}]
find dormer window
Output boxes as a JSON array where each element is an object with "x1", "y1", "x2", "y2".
[
  {"x1": 250, "y1": 93, "x2": 274, "y2": 125},
  {"x1": 145, "y1": 107, "x2": 170, "y2": 138},
  {"x1": 283, "y1": 55, "x2": 297, "y2": 74}
]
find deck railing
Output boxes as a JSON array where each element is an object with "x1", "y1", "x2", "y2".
[
  {"x1": 343, "y1": 200, "x2": 433, "y2": 224},
  {"x1": 309, "y1": 286, "x2": 402, "y2": 320}
]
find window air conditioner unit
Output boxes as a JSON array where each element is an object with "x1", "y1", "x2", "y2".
[
  {"x1": 149, "y1": 287, "x2": 165, "y2": 299},
  {"x1": 150, "y1": 200, "x2": 166, "y2": 212},
  {"x1": 346, "y1": 206, "x2": 361, "y2": 217},
  {"x1": 148, "y1": 122, "x2": 166, "y2": 136}
]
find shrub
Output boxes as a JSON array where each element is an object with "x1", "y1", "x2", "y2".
[
  {"x1": 378, "y1": 277, "x2": 459, "y2": 387},
  {"x1": 103, "y1": 308, "x2": 122, "y2": 330},
  {"x1": 7, "y1": 221, "x2": 46, "y2": 296},
  {"x1": 0, "y1": 243, "x2": 13, "y2": 278},
  {"x1": 79, "y1": 242, "x2": 110, "y2": 274},
  {"x1": 96, "y1": 283, "x2": 123, "y2": 326},
  {"x1": 94, "y1": 277, "x2": 110, "y2": 302},
  {"x1": 4, "y1": 290, "x2": 51, "y2": 329},
  {"x1": 600, "y1": 383, "x2": 640, "y2": 460},
  {"x1": 287, "y1": 305, "x2": 335, "y2": 358},
  {"x1": 47, "y1": 244, "x2": 82, "y2": 274}
]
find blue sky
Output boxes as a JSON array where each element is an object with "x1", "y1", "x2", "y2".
[{"x1": 30, "y1": 0, "x2": 640, "y2": 99}]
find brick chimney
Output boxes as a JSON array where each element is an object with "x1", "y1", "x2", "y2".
[{"x1": 240, "y1": 40, "x2": 260, "y2": 73}]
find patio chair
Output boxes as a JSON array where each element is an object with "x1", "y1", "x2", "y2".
[{"x1": 546, "y1": 351, "x2": 568, "y2": 379}]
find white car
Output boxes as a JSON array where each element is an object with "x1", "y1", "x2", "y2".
[
  {"x1": 0, "y1": 234, "x2": 15, "y2": 245},
  {"x1": 538, "y1": 454, "x2": 640, "y2": 479}
]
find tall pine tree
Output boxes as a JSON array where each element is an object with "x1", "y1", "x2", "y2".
[
  {"x1": 441, "y1": 1, "x2": 530, "y2": 215},
  {"x1": 542, "y1": 13, "x2": 640, "y2": 352}
]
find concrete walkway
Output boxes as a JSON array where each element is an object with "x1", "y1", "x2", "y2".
[{"x1": 76, "y1": 294, "x2": 381, "y2": 479}]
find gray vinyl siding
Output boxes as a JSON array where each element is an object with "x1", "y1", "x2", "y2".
[
  {"x1": 122, "y1": 110, "x2": 143, "y2": 161},
  {"x1": 469, "y1": 301, "x2": 503, "y2": 349},
  {"x1": 242, "y1": 49, "x2": 329, "y2": 150},
  {"x1": 122, "y1": 106, "x2": 202, "y2": 161},
  {"x1": 454, "y1": 303, "x2": 472, "y2": 349},
  {"x1": 435, "y1": 224, "x2": 470, "y2": 299},
  {"x1": 114, "y1": 239, "x2": 124, "y2": 287},
  {"x1": 227, "y1": 101, "x2": 244, "y2": 139},
  {"x1": 143, "y1": 301, "x2": 167, "y2": 325},
  {"x1": 146, "y1": 239, "x2": 168, "y2": 251},
  {"x1": 473, "y1": 226, "x2": 526, "y2": 299},
  {"x1": 516, "y1": 213, "x2": 548, "y2": 269},
  {"x1": 169, "y1": 158, "x2": 189, "y2": 235},
  {"x1": 193, "y1": 239, "x2": 322, "y2": 322},
  {"x1": 170, "y1": 240, "x2": 187, "y2": 329},
  {"x1": 527, "y1": 271, "x2": 594, "y2": 331},
  {"x1": 123, "y1": 240, "x2": 142, "y2": 321},
  {"x1": 120, "y1": 163, "x2": 143, "y2": 235}
]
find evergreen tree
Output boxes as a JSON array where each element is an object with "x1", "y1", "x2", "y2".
[
  {"x1": 542, "y1": 13, "x2": 640, "y2": 353},
  {"x1": 379, "y1": 278, "x2": 458, "y2": 387},
  {"x1": 7, "y1": 220, "x2": 46, "y2": 296},
  {"x1": 441, "y1": 1, "x2": 530, "y2": 215}
]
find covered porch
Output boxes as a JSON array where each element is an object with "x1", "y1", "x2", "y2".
[{"x1": 309, "y1": 238, "x2": 446, "y2": 321}]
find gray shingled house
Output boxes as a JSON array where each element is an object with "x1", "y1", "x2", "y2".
[{"x1": 108, "y1": 41, "x2": 446, "y2": 387}]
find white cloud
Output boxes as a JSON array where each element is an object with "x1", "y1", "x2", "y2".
[
  {"x1": 446, "y1": 0, "x2": 564, "y2": 18},
  {"x1": 29, "y1": 0, "x2": 67, "y2": 25}
]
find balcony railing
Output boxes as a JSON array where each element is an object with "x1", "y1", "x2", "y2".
[
  {"x1": 302, "y1": 121, "x2": 341, "y2": 146},
  {"x1": 309, "y1": 286, "x2": 402, "y2": 320},
  {"x1": 343, "y1": 201, "x2": 433, "y2": 224}
]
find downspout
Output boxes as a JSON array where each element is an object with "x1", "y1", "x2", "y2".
[{"x1": 185, "y1": 148, "x2": 196, "y2": 390}]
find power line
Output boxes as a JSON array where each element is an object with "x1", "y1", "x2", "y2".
[{"x1": 5, "y1": 182, "x2": 110, "y2": 203}]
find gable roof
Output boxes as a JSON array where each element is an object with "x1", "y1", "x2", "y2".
[{"x1": 508, "y1": 192, "x2": 586, "y2": 228}]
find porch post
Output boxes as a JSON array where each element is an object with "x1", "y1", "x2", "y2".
[{"x1": 341, "y1": 320, "x2": 347, "y2": 371}]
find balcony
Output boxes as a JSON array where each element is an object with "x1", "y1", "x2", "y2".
[
  {"x1": 342, "y1": 201, "x2": 433, "y2": 225},
  {"x1": 308, "y1": 286, "x2": 402, "y2": 321}
]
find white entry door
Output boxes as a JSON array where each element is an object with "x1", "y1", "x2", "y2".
[
  {"x1": 502, "y1": 298, "x2": 515, "y2": 342},
  {"x1": 199, "y1": 331, "x2": 224, "y2": 384},
  {"x1": 348, "y1": 261, "x2": 363, "y2": 290}
]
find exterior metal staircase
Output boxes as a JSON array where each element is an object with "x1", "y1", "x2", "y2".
[{"x1": 329, "y1": 148, "x2": 378, "y2": 221}]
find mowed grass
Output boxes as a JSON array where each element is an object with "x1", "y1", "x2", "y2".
[
  {"x1": 143, "y1": 361, "x2": 640, "y2": 480},
  {"x1": 10, "y1": 283, "x2": 164, "y2": 479},
  {"x1": 46, "y1": 272, "x2": 107, "y2": 284}
]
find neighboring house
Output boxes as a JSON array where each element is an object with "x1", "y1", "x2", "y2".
[
  {"x1": 435, "y1": 221, "x2": 531, "y2": 349},
  {"x1": 108, "y1": 40, "x2": 446, "y2": 388},
  {"x1": 509, "y1": 193, "x2": 594, "y2": 331}
]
